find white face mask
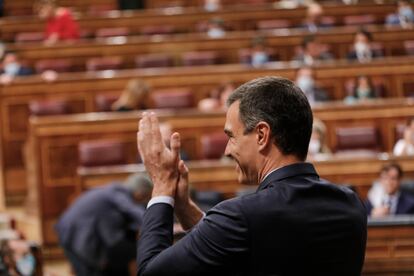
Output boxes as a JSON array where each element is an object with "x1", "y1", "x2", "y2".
[
  {"x1": 357, "y1": 88, "x2": 371, "y2": 98},
  {"x1": 4, "y1": 62, "x2": 21, "y2": 76},
  {"x1": 308, "y1": 140, "x2": 321, "y2": 154},
  {"x1": 355, "y1": 42, "x2": 369, "y2": 55},
  {"x1": 251, "y1": 51, "x2": 269, "y2": 67},
  {"x1": 296, "y1": 76, "x2": 315, "y2": 92},
  {"x1": 207, "y1": 28, "x2": 225, "y2": 38},
  {"x1": 204, "y1": 1, "x2": 219, "y2": 11}
]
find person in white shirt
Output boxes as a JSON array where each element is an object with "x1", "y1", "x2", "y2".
[{"x1": 393, "y1": 118, "x2": 414, "y2": 156}]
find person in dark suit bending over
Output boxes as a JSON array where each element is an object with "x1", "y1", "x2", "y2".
[{"x1": 136, "y1": 76, "x2": 367, "y2": 275}]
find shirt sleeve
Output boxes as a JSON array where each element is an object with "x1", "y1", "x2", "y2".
[{"x1": 147, "y1": 196, "x2": 175, "y2": 208}]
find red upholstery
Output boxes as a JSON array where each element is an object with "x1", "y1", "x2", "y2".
[
  {"x1": 29, "y1": 100, "x2": 70, "y2": 116},
  {"x1": 86, "y1": 56, "x2": 124, "y2": 71},
  {"x1": 404, "y1": 40, "x2": 414, "y2": 56},
  {"x1": 201, "y1": 132, "x2": 228, "y2": 159},
  {"x1": 151, "y1": 88, "x2": 194, "y2": 108},
  {"x1": 35, "y1": 59, "x2": 74, "y2": 73},
  {"x1": 78, "y1": 140, "x2": 127, "y2": 167},
  {"x1": 95, "y1": 94, "x2": 120, "y2": 112},
  {"x1": 181, "y1": 51, "x2": 220, "y2": 66},
  {"x1": 135, "y1": 54, "x2": 175, "y2": 68},
  {"x1": 95, "y1": 27, "x2": 130, "y2": 38},
  {"x1": 256, "y1": 20, "x2": 291, "y2": 30},
  {"x1": 335, "y1": 126, "x2": 380, "y2": 152},
  {"x1": 343, "y1": 15, "x2": 376, "y2": 26},
  {"x1": 14, "y1": 32, "x2": 45, "y2": 43},
  {"x1": 320, "y1": 16, "x2": 337, "y2": 27}
]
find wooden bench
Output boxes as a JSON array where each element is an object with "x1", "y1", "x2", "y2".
[
  {"x1": 7, "y1": 26, "x2": 414, "y2": 69},
  {"x1": 0, "y1": 3, "x2": 397, "y2": 41},
  {"x1": 2, "y1": 58, "x2": 414, "y2": 203}
]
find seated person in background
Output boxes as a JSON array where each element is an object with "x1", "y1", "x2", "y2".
[
  {"x1": 55, "y1": 174, "x2": 153, "y2": 276},
  {"x1": 198, "y1": 82, "x2": 235, "y2": 111},
  {"x1": 35, "y1": 0, "x2": 80, "y2": 45},
  {"x1": 0, "y1": 52, "x2": 33, "y2": 84},
  {"x1": 366, "y1": 163, "x2": 414, "y2": 217},
  {"x1": 308, "y1": 118, "x2": 331, "y2": 159},
  {"x1": 204, "y1": 0, "x2": 221, "y2": 12},
  {"x1": 367, "y1": 166, "x2": 388, "y2": 209},
  {"x1": 344, "y1": 75, "x2": 377, "y2": 104},
  {"x1": 295, "y1": 67, "x2": 329, "y2": 104},
  {"x1": 206, "y1": 18, "x2": 226, "y2": 39},
  {"x1": 0, "y1": 239, "x2": 37, "y2": 276},
  {"x1": 301, "y1": 3, "x2": 326, "y2": 33},
  {"x1": 347, "y1": 29, "x2": 382, "y2": 63},
  {"x1": 386, "y1": 0, "x2": 414, "y2": 28},
  {"x1": 249, "y1": 37, "x2": 271, "y2": 68},
  {"x1": 111, "y1": 79, "x2": 150, "y2": 111},
  {"x1": 293, "y1": 35, "x2": 333, "y2": 65},
  {"x1": 394, "y1": 117, "x2": 414, "y2": 156}
]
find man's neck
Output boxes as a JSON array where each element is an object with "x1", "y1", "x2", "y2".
[{"x1": 258, "y1": 155, "x2": 301, "y2": 183}]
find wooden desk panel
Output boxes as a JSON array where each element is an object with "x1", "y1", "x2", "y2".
[
  {"x1": 0, "y1": 3, "x2": 396, "y2": 41},
  {"x1": 7, "y1": 26, "x2": 414, "y2": 68},
  {"x1": 3, "y1": 58, "x2": 414, "y2": 202}
]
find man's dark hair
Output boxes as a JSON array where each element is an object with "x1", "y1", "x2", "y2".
[
  {"x1": 227, "y1": 76, "x2": 313, "y2": 161},
  {"x1": 382, "y1": 163, "x2": 403, "y2": 179}
]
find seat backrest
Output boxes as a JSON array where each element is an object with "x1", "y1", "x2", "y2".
[
  {"x1": 151, "y1": 88, "x2": 194, "y2": 108},
  {"x1": 29, "y1": 100, "x2": 70, "y2": 116},
  {"x1": 35, "y1": 59, "x2": 74, "y2": 73},
  {"x1": 86, "y1": 56, "x2": 124, "y2": 71},
  {"x1": 78, "y1": 140, "x2": 127, "y2": 167},
  {"x1": 200, "y1": 132, "x2": 228, "y2": 159},
  {"x1": 135, "y1": 54, "x2": 175, "y2": 68},
  {"x1": 95, "y1": 94, "x2": 120, "y2": 112},
  {"x1": 335, "y1": 126, "x2": 380, "y2": 152},
  {"x1": 343, "y1": 14, "x2": 376, "y2": 25},
  {"x1": 181, "y1": 51, "x2": 220, "y2": 66},
  {"x1": 95, "y1": 27, "x2": 130, "y2": 38}
]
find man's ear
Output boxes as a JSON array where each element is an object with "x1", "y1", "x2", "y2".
[{"x1": 256, "y1": 121, "x2": 271, "y2": 151}]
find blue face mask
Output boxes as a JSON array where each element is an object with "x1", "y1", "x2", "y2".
[
  {"x1": 297, "y1": 76, "x2": 315, "y2": 92},
  {"x1": 399, "y1": 7, "x2": 414, "y2": 21},
  {"x1": 16, "y1": 253, "x2": 35, "y2": 276},
  {"x1": 4, "y1": 62, "x2": 21, "y2": 76},
  {"x1": 251, "y1": 52, "x2": 269, "y2": 67}
]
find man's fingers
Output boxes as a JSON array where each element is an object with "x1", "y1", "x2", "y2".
[
  {"x1": 170, "y1": 132, "x2": 181, "y2": 162},
  {"x1": 149, "y1": 112, "x2": 163, "y2": 147},
  {"x1": 178, "y1": 160, "x2": 189, "y2": 179}
]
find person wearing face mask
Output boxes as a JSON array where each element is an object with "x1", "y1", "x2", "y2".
[
  {"x1": 307, "y1": 118, "x2": 331, "y2": 159},
  {"x1": 386, "y1": 0, "x2": 414, "y2": 28},
  {"x1": 0, "y1": 52, "x2": 33, "y2": 84},
  {"x1": 295, "y1": 67, "x2": 329, "y2": 104},
  {"x1": 344, "y1": 75, "x2": 377, "y2": 104},
  {"x1": 347, "y1": 29, "x2": 382, "y2": 63},
  {"x1": 249, "y1": 37, "x2": 270, "y2": 67},
  {"x1": 204, "y1": 0, "x2": 221, "y2": 12},
  {"x1": 206, "y1": 18, "x2": 226, "y2": 39}
]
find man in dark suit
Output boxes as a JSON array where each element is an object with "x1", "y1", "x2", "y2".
[
  {"x1": 136, "y1": 76, "x2": 367, "y2": 275},
  {"x1": 366, "y1": 163, "x2": 414, "y2": 217},
  {"x1": 55, "y1": 174, "x2": 152, "y2": 276}
]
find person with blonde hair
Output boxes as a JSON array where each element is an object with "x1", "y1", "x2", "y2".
[
  {"x1": 308, "y1": 118, "x2": 331, "y2": 158},
  {"x1": 35, "y1": 0, "x2": 79, "y2": 45},
  {"x1": 111, "y1": 79, "x2": 150, "y2": 112}
]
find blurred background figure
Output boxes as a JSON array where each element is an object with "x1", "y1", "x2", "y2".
[
  {"x1": 0, "y1": 52, "x2": 33, "y2": 85},
  {"x1": 55, "y1": 174, "x2": 153, "y2": 276},
  {"x1": 249, "y1": 37, "x2": 270, "y2": 67},
  {"x1": 0, "y1": 239, "x2": 38, "y2": 276},
  {"x1": 111, "y1": 79, "x2": 150, "y2": 111},
  {"x1": 386, "y1": 0, "x2": 414, "y2": 28},
  {"x1": 343, "y1": 75, "x2": 377, "y2": 104},
  {"x1": 35, "y1": 0, "x2": 80, "y2": 45},
  {"x1": 293, "y1": 35, "x2": 333, "y2": 65},
  {"x1": 295, "y1": 67, "x2": 329, "y2": 104},
  {"x1": 308, "y1": 118, "x2": 331, "y2": 159},
  {"x1": 365, "y1": 163, "x2": 414, "y2": 218},
  {"x1": 198, "y1": 82, "x2": 235, "y2": 111},
  {"x1": 347, "y1": 29, "x2": 382, "y2": 63},
  {"x1": 394, "y1": 117, "x2": 414, "y2": 156},
  {"x1": 206, "y1": 18, "x2": 226, "y2": 38},
  {"x1": 204, "y1": 0, "x2": 221, "y2": 12},
  {"x1": 301, "y1": 3, "x2": 325, "y2": 33}
]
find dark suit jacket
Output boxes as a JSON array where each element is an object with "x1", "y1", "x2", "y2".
[
  {"x1": 346, "y1": 50, "x2": 382, "y2": 61},
  {"x1": 137, "y1": 163, "x2": 367, "y2": 276},
  {"x1": 55, "y1": 184, "x2": 145, "y2": 268},
  {"x1": 365, "y1": 191, "x2": 414, "y2": 216}
]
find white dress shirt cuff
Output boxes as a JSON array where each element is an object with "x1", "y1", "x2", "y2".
[{"x1": 147, "y1": 196, "x2": 175, "y2": 209}]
